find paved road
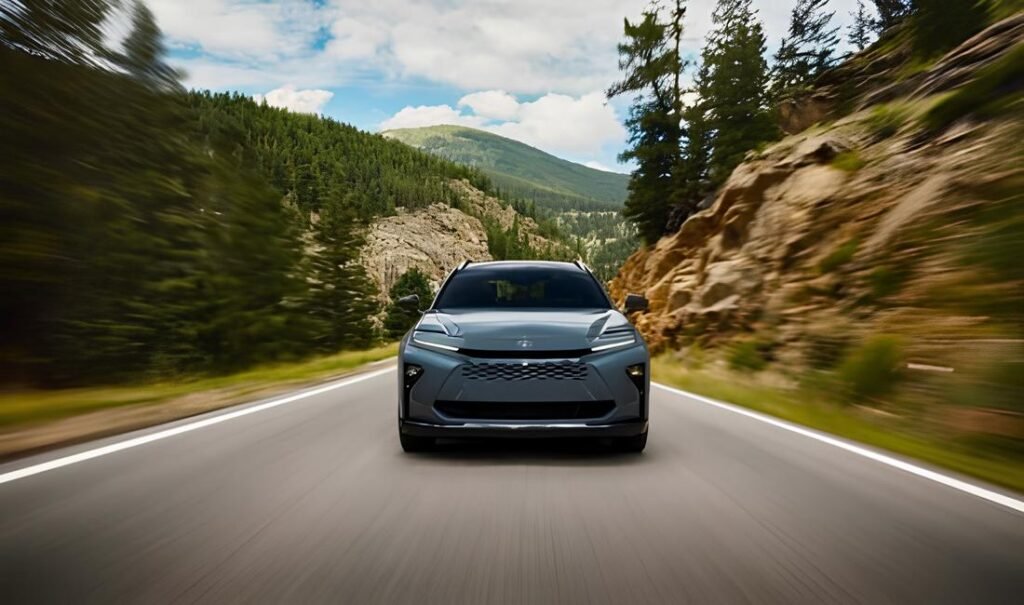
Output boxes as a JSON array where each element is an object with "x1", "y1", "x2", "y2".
[{"x1": 1, "y1": 365, "x2": 1022, "y2": 604}]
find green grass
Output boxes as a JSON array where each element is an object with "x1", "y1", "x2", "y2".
[
  {"x1": 0, "y1": 344, "x2": 398, "y2": 428},
  {"x1": 831, "y1": 150, "x2": 866, "y2": 172},
  {"x1": 819, "y1": 238, "x2": 859, "y2": 274},
  {"x1": 652, "y1": 357, "x2": 1024, "y2": 493},
  {"x1": 866, "y1": 104, "x2": 909, "y2": 139}
]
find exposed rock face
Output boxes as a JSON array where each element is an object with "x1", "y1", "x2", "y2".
[
  {"x1": 360, "y1": 181, "x2": 570, "y2": 299},
  {"x1": 611, "y1": 111, "x2": 1021, "y2": 353},
  {"x1": 610, "y1": 15, "x2": 1024, "y2": 363},
  {"x1": 360, "y1": 203, "x2": 491, "y2": 298}
]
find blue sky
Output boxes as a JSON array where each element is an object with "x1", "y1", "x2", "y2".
[{"x1": 148, "y1": 0, "x2": 862, "y2": 173}]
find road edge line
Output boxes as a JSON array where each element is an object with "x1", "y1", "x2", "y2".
[
  {"x1": 0, "y1": 367, "x2": 395, "y2": 486},
  {"x1": 653, "y1": 382, "x2": 1024, "y2": 515}
]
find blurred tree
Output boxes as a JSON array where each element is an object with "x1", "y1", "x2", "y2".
[
  {"x1": 912, "y1": 0, "x2": 990, "y2": 57},
  {"x1": 871, "y1": 0, "x2": 913, "y2": 32},
  {"x1": 849, "y1": 0, "x2": 874, "y2": 51},
  {"x1": 697, "y1": 0, "x2": 777, "y2": 187},
  {"x1": 771, "y1": 0, "x2": 841, "y2": 100},
  {"x1": 607, "y1": 1, "x2": 687, "y2": 245},
  {"x1": 383, "y1": 268, "x2": 433, "y2": 340}
]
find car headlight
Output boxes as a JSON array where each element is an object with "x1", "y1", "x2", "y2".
[
  {"x1": 410, "y1": 332, "x2": 461, "y2": 352},
  {"x1": 590, "y1": 330, "x2": 637, "y2": 352}
]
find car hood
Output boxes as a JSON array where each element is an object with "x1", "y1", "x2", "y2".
[{"x1": 416, "y1": 309, "x2": 635, "y2": 351}]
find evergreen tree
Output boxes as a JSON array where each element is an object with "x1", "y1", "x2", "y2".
[
  {"x1": 871, "y1": 0, "x2": 912, "y2": 33},
  {"x1": 383, "y1": 268, "x2": 434, "y2": 340},
  {"x1": 606, "y1": 2, "x2": 687, "y2": 245},
  {"x1": 306, "y1": 206, "x2": 380, "y2": 352},
  {"x1": 849, "y1": 0, "x2": 873, "y2": 51},
  {"x1": 698, "y1": 0, "x2": 777, "y2": 187},
  {"x1": 772, "y1": 0, "x2": 841, "y2": 100},
  {"x1": 912, "y1": 0, "x2": 990, "y2": 57}
]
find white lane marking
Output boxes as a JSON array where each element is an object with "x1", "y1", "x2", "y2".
[
  {"x1": 0, "y1": 367, "x2": 395, "y2": 486},
  {"x1": 653, "y1": 382, "x2": 1024, "y2": 515}
]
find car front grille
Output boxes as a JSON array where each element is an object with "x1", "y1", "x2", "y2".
[
  {"x1": 461, "y1": 361, "x2": 588, "y2": 381},
  {"x1": 435, "y1": 400, "x2": 615, "y2": 420}
]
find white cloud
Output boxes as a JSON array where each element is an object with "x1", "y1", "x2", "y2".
[
  {"x1": 378, "y1": 105, "x2": 486, "y2": 130},
  {"x1": 457, "y1": 91, "x2": 520, "y2": 121},
  {"x1": 380, "y1": 90, "x2": 625, "y2": 165},
  {"x1": 584, "y1": 161, "x2": 613, "y2": 172},
  {"x1": 254, "y1": 85, "x2": 334, "y2": 114},
  {"x1": 155, "y1": 1, "x2": 858, "y2": 93}
]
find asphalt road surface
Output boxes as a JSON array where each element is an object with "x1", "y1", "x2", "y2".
[{"x1": 1, "y1": 364, "x2": 1022, "y2": 604}]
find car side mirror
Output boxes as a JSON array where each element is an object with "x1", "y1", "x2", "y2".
[
  {"x1": 397, "y1": 294, "x2": 421, "y2": 312},
  {"x1": 624, "y1": 293, "x2": 649, "y2": 314}
]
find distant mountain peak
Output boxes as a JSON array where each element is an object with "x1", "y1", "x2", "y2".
[{"x1": 382, "y1": 124, "x2": 628, "y2": 213}]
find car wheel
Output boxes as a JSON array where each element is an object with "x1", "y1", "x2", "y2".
[
  {"x1": 616, "y1": 430, "x2": 647, "y2": 453},
  {"x1": 400, "y1": 432, "x2": 435, "y2": 453}
]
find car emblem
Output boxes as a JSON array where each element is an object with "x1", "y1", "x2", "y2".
[{"x1": 517, "y1": 339, "x2": 533, "y2": 348}]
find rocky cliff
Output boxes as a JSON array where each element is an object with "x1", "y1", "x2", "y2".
[
  {"x1": 360, "y1": 180, "x2": 569, "y2": 297},
  {"x1": 610, "y1": 15, "x2": 1023, "y2": 427}
]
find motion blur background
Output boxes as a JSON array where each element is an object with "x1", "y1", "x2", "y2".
[{"x1": 0, "y1": 0, "x2": 1022, "y2": 489}]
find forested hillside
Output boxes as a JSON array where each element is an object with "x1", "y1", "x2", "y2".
[
  {"x1": 383, "y1": 125, "x2": 628, "y2": 212},
  {"x1": 0, "y1": 1, "x2": 546, "y2": 387}
]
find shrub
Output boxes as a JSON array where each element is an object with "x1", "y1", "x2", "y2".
[
  {"x1": 728, "y1": 339, "x2": 772, "y2": 372},
  {"x1": 383, "y1": 268, "x2": 434, "y2": 340},
  {"x1": 867, "y1": 265, "x2": 911, "y2": 300},
  {"x1": 866, "y1": 105, "x2": 908, "y2": 139},
  {"x1": 819, "y1": 239, "x2": 859, "y2": 274},
  {"x1": 838, "y1": 335, "x2": 905, "y2": 401},
  {"x1": 831, "y1": 150, "x2": 866, "y2": 172},
  {"x1": 805, "y1": 331, "x2": 851, "y2": 370}
]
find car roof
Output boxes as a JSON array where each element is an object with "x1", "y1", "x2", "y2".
[{"x1": 460, "y1": 260, "x2": 586, "y2": 273}]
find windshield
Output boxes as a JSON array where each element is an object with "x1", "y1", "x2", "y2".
[{"x1": 434, "y1": 266, "x2": 611, "y2": 310}]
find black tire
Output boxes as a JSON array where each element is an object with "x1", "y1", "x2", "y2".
[
  {"x1": 400, "y1": 432, "x2": 435, "y2": 453},
  {"x1": 616, "y1": 430, "x2": 648, "y2": 453}
]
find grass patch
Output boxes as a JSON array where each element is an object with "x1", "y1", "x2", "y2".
[
  {"x1": 819, "y1": 238, "x2": 859, "y2": 274},
  {"x1": 831, "y1": 150, "x2": 866, "y2": 172},
  {"x1": 924, "y1": 42, "x2": 1024, "y2": 131},
  {"x1": 652, "y1": 357, "x2": 1024, "y2": 493},
  {"x1": 0, "y1": 343, "x2": 398, "y2": 428},
  {"x1": 866, "y1": 104, "x2": 909, "y2": 139}
]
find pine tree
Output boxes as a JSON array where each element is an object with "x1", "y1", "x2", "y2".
[
  {"x1": 772, "y1": 0, "x2": 841, "y2": 100},
  {"x1": 383, "y1": 268, "x2": 434, "y2": 340},
  {"x1": 912, "y1": 0, "x2": 990, "y2": 57},
  {"x1": 849, "y1": 0, "x2": 873, "y2": 52},
  {"x1": 871, "y1": 1, "x2": 912, "y2": 33},
  {"x1": 698, "y1": 0, "x2": 777, "y2": 187},
  {"x1": 606, "y1": 2, "x2": 687, "y2": 245},
  {"x1": 306, "y1": 206, "x2": 380, "y2": 352}
]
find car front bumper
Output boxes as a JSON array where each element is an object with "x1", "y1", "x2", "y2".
[
  {"x1": 399, "y1": 419, "x2": 648, "y2": 439},
  {"x1": 398, "y1": 335, "x2": 650, "y2": 434}
]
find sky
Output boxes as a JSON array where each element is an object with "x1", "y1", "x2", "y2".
[{"x1": 149, "y1": 0, "x2": 863, "y2": 173}]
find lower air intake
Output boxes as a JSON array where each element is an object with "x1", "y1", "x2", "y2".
[{"x1": 435, "y1": 400, "x2": 615, "y2": 421}]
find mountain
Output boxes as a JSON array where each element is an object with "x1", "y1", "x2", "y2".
[{"x1": 382, "y1": 125, "x2": 629, "y2": 212}]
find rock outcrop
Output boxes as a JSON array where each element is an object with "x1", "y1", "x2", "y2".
[
  {"x1": 360, "y1": 202, "x2": 491, "y2": 297},
  {"x1": 360, "y1": 180, "x2": 570, "y2": 298},
  {"x1": 610, "y1": 14, "x2": 1024, "y2": 370}
]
